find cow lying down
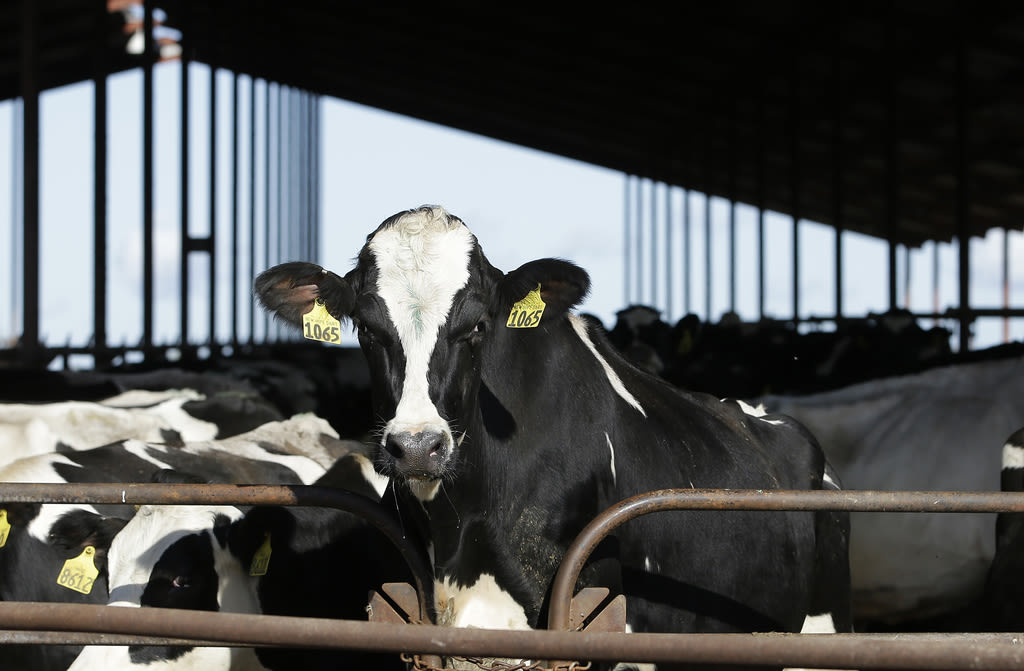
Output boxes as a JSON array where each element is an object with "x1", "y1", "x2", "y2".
[
  {"x1": 0, "y1": 386, "x2": 291, "y2": 470},
  {"x1": 0, "y1": 414, "x2": 346, "y2": 671},
  {"x1": 255, "y1": 205, "x2": 853, "y2": 669},
  {"x1": 67, "y1": 451, "x2": 412, "y2": 671}
]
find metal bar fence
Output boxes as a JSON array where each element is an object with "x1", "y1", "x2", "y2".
[{"x1": 3, "y1": 484, "x2": 1024, "y2": 669}]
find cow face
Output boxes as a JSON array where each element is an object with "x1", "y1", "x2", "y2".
[{"x1": 256, "y1": 205, "x2": 589, "y2": 501}]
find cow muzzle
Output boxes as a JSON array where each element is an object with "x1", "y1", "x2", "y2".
[{"x1": 382, "y1": 429, "x2": 449, "y2": 480}]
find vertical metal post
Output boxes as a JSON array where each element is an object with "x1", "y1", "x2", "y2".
[
  {"x1": 623, "y1": 176, "x2": 631, "y2": 305},
  {"x1": 704, "y1": 120, "x2": 712, "y2": 321},
  {"x1": 276, "y1": 86, "x2": 283, "y2": 271},
  {"x1": 955, "y1": 7, "x2": 972, "y2": 351},
  {"x1": 179, "y1": 4, "x2": 190, "y2": 346},
  {"x1": 682, "y1": 187, "x2": 690, "y2": 316},
  {"x1": 790, "y1": 61, "x2": 801, "y2": 322},
  {"x1": 665, "y1": 183, "x2": 673, "y2": 323},
  {"x1": 142, "y1": 1, "x2": 155, "y2": 350},
  {"x1": 833, "y1": 14, "x2": 844, "y2": 322},
  {"x1": 93, "y1": 3, "x2": 109, "y2": 364},
  {"x1": 1003, "y1": 228, "x2": 1011, "y2": 343},
  {"x1": 756, "y1": 86, "x2": 766, "y2": 320},
  {"x1": 231, "y1": 73, "x2": 240, "y2": 345},
  {"x1": 248, "y1": 77, "x2": 257, "y2": 343},
  {"x1": 650, "y1": 181, "x2": 658, "y2": 307},
  {"x1": 933, "y1": 241, "x2": 941, "y2": 326},
  {"x1": 885, "y1": 15, "x2": 899, "y2": 313},
  {"x1": 311, "y1": 94, "x2": 321, "y2": 263},
  {"x1": 208, "y1": 67, "x2": 217, "y2": 345},
  {"x1": 635, "y1": 177, "x2": 643, "y2": 305},
  {"x1": 728, "y1": 103, "x2": 736, "y2": 314},
  {"x1": 263, "y1": 82, "x2": 272, "y2": 340},
  {"x1": 20, "y1": 0, "x2": 40, "y2": 358}
]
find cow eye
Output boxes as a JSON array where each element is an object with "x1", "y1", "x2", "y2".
[
  {"x1": 473, "y1": 321, "x2": 486, "y2": 334},
  {"x1": 171, "y1": 575, "x2": 191, "y2": 589}
]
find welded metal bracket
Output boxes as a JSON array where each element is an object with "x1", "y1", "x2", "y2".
[{"x1": 568, "y1": 587, "x2": 626, "y2": 633}]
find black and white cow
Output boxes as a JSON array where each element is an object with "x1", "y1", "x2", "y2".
[
  {"x1": 255, "y1": 205, "x2": 852, "y2": 661},
  {"x1": 0, "y1": 414, "x2": 337, "y2": 671},
  {"x1": 0, "y1": 386, "x2": 290, "y2": 469},
  {"x1": 757, "y1": 354, "x2": 1024, "y2": 627},
  {"x1": 0, "y1": 389, "x2": 217, "y2": 467},
  {"x1": 67, "y1": 450, "x2": 413, "y2": 671}
]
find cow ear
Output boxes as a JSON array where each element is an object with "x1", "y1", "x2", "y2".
[
  {"x1": 226, "y1": 506, "x2": 296, "y2": 569},
  {"x1": 254, "y1": 262, "x2": 355, "y2": 328},
  {"x1": 498, "y1": 258, "x2": 591, "y2": 318},
  {"x1": 47, "y1": 510, "x2": 128, "y2": 575},
  {"x1": 2, "y1": 502, "x2": 41, "y2": 527}
]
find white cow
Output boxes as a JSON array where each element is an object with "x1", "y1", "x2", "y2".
[{"x1": 758, "y1": 353, "x2": 1024, "y2": 625}]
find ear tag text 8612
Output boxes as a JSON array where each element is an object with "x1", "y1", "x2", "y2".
[
  {"x1": 250, "y1": 532, "x2": 272, "y2": 576},
  {"x1": 302, "y1": 299, "x2": 342, "y2": 344},
  {"x1": 507, "y1": 284, "x2": 546, "y2": 329},
  {"x1": 57, "y1": 546, "x2": 99, "y2": 595},
  {"x1": 0, "y1": 509, "x2": 10, "y2": 548}
]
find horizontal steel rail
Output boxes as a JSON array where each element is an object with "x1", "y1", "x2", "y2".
[
  {"x1": 0, "y1": 482, "x2": 434, "y2": 623},
  {"x1": 4, "y1": 484, "x2": 1024, "y2": 668},
  {"x1": 548, "y1": 488, "x2": 1024, "y2": 632},
  {"x1": 2, "y1": 602, "x2": 1024, "y2": 669}
]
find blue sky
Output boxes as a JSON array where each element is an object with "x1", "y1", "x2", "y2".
[{"x1": 1, "y1": 61, "x2": 1022, "y2": 360}]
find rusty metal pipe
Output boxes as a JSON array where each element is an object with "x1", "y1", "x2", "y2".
[
  {"x1": 548, "y1": 488, "x2": 1024, "y2": 631},
  {"x1": 0, "y1": 482, "x2": 434, "y2": 622},
  {"x1": 3, "y1": 602, "x2": 1024, "y2": 669}
]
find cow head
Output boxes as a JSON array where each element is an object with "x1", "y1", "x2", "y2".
[{"x1": 256, "y1": 205, "x2": 589, "y2": 501}]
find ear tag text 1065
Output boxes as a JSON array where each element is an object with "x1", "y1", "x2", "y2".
[
  {"x1": 507, "y1": 284, "x2": 546, "y2": 329},
  {"x1": 57, "y1": 546, "x2": 99, "y2": 595},
  {"x1": 250, "y1": 532, "x2": 272, "y2": 576},
  {"x1": 0, "y1": 509, "x2": 10, "y2": 548},
  {"x1": 302, "y1": 299, "x2": 342, "y2": 344}
]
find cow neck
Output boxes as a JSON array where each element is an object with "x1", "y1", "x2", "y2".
[{"x1": 415, "y1": 314, "x2": 624, "y2": 620}]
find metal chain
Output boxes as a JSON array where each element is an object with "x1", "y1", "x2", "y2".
[{"x1": 401, "y1": 652, "x2": 592, "y2": 671}]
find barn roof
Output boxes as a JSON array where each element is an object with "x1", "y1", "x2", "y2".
[{"x1": 4, "y1": 2, "x2": 1024, "y2": 248}]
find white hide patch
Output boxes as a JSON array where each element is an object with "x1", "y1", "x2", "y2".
[
  {"x1": 0, "y1": 453, "x2": 101, "y2": 541},
  {"x1": 355, "y1": 452, "x2": 391, "y2": 498},
  {"x1": 799, "y1": 612, "x2": 837, "y2": 634},
  {"x1": 368, "y1": 207, "x2": 473, "y2": 455},
  {"x1": 435, "y1": 573, "x2": 530, "y2": 631},
  {"x1": 569, "y1": 315, "x2": 646, "y2": 417},
  {"x1": 606, "y1": 432, "x2": 617, "y2": 484},
  {"x1": 1002, "y1": 442, "x2": 1024, "y2": 470},
  {"x1": 735, "y1": 399, "x2": 768, "y2": 416},
  {"x1": 67, "y1": 639, "x2": 266, "y2": 671}
]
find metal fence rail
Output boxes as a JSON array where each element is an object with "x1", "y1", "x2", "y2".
[{"x1": 3, "y1": 484, "x2": 1024, "y2": 669}]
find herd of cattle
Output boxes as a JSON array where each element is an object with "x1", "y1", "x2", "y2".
[{"x1": 1, "y1": 204, "x2": 1022, "y2": 670}]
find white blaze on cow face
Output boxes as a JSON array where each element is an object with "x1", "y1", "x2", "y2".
[{"x1": 368, "y1": 208, "x2": 474, "y2": 475}]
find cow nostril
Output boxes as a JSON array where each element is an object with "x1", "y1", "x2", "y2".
[
  {"x1": 384, "y1": 435, "x2": 405, "y2": 460},
  {"x1": 424, "y1": 433, "x2": 446, "y2": 457}
]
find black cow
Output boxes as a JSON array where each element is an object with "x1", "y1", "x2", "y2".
[{"x1": 255, "y1": 205, "x2": 852, "y2": 667}]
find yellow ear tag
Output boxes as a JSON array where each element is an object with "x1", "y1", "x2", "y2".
[
  {"x1": 302, "y1": 299, "x2": 342, "y2": 344},
  {"x1": 57, "y1": 546, "x2": 99, "y2": 595},
  {"x1": 249, "y1": 532, "x2": 272, "y2": 576},
  {"x1": 0, "y1": 510, "x2": 10, "y2": 548},
  {"x1": 506, "y1": 284, "x2": 546, "y2": 329}
]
